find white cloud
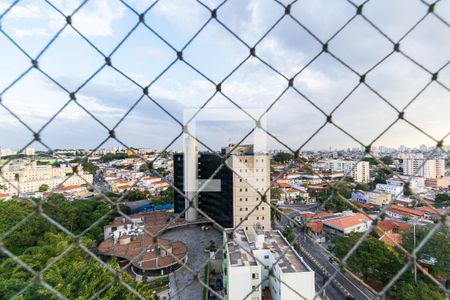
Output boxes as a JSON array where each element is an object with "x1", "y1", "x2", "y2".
[
  {"x1": 71, "y1": 0, "x2": 126, "y2": 37},
  {"x1": 5, "y1": 3, "x2": 41, "y2": 19},
  {"x1": 13, "y1": 27, "x2": 50, "y2": 37}
]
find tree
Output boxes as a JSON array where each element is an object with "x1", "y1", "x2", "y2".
[
  {"x1": 295, "y1": 195, "x2": 305, "y2": 204},
  {"x1": 82, "y1": 161, "x2": 99, "y2": 174},
  {"x1": 380, "y1": 156, "x2": 393, "y2": 165},
  {"x1": 38, "y1": 184, "x2": 49, "y2": 192},
  {"x1": 333, "y1": 233, "x2": 402, "y2": 283},
  {"x1": 272, "y1": 152, "x2": 294, "y2": 163},
  {"x1": 355, "y1": 182, "x2": 370, "y2": 191},
  {"x1": 271, "y1": 187, "x2": 281, "y2": 200},
  {"x1": 0, "y1": 233, "x2": 156, "y2": 299},
  {"x1": 282, "y1": 226, "x2": 294, "y2": 243},
  {"x1": 159, "y1": 187, "x2": 174, "y2": 204},
  {"x1": 271, "y1": 204, "x2": 282, "y2": 223},
  {"x1": 402, "y1": 225, "x2": 450, "y2": 279},
  {"x1": 125, "y1": 190, "x2": 147, "y2": 201},
  {"x1": 403, "y1": 182, "x2": 413, "y2": 196},
  {"x1": 362, "y1": 157, "x2": 377, "y2": 165},
  {"x1": 139, "y1": 163, "x2": 150, "y2": 173},
  {"x1": 390, "y1": 276, "x2": 444, "y2": 300},
  {"x1": 309, "y1": 182, "x2": 354, "y2": 212},
  {"x1": 435, "y1": 193, "x2": 450, "y2": 208}
]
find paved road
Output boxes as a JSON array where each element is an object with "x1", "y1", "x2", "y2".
[{"x1": 295, "y1": 230, "x2": 377, "y2": 300}]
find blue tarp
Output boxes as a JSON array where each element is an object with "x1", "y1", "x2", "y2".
[{"x1": 130, "y1": 203, "x2": 173, "y2": 214}]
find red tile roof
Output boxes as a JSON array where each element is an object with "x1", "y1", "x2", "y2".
[
  {"x1": 273, "y1": 182, "x2": 291, "y2": 188},
  {"x1": 307, "y1": 220, "x2": 324, "y2": 233},
  {"x1": 417, "y1": 206, "x2": 440, "y2": 215},
  {"x1": 388, "y1": 205, "x2": 425, "y2": 218},
  {"x1": 323, "y1": 213, "x2": 372, "y2": 230},
  {"x1": 379, "y1": 232, "x2": 403, "y2": 247},
  {"x1": 57, "y1": 185, "x2": 82, "y2": 191},
  {"x1": 377, "y1": 220, "x2": 409, "y2": 232}
]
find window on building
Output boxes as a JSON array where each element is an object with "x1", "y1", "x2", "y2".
[
  {"x1": 240, "y1": 208, "x2": 243, "y2": 211},
  {"x1": 240, "y1": 178, "x2": 242, "y2": 182},
  {"x1": 256, "y1": 216, "x2": 259, "y2": 220},
  {"x1": 245, "y1": 198, "x2": 248, "y2": 201},
  {"x1": 245, "y1": 207, "x2": 248, "y2": 211},
  {"x1": 262, "y1": 217, "x2": 264, "y2": 220},
  {"x1": 264, "y1": 255, "x2": 269, "y2": 259},
  {"x1": 252, "y1": 273, "x2": 259, "y2": 279}
]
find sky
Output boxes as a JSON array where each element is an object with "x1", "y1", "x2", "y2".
[{"x1": 0, "y1": 0, "x2": 449, "y2": 152}]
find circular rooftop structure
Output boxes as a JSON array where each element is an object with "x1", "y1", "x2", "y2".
[{"x1": 99, "y1": 235, "x2": 188, "y2": 276}]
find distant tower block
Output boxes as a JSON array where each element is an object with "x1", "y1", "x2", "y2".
[{"x1": 184, "y1": 134, "x2": 199, "y2": 221}]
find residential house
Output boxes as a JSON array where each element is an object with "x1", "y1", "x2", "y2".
[
  {"x1": 322, "y1": 213, "x2": 372, "y2": 240},
  {"x1": 385, "y1": 205, "x2": 426, "y2": 220}
]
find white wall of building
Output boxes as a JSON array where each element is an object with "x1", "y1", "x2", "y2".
[{"x1": 281, "y1": 272, "x2": 315, "y2": 300}]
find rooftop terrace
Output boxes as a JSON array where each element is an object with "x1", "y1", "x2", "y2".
[{"x1": 226, "y1": 228, "x2": 310, "y2": 273}]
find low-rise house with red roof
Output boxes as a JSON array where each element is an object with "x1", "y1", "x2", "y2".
[
  {"x1": 322, "y1": 212, "x2": 372, "y2": 240},
  {"x1": 416, "y1": 206, "x2": 444, "y2": 220},
  {"x1": 306, "y1": 220, "x2": 325, "y2": 243},
  {"x1": 376, "y1": 219, "x2": 410, "y2": 248},
  {"x1": 295, "y1": 211, "x2": 331, "y2": 223},
  {"x1": 385, "y1": 205, "x2": 426, "y2": 220}
]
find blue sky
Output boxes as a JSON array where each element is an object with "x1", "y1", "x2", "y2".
[{"x1": 0, "y1": 0, "x2": 449, "y2": 152}]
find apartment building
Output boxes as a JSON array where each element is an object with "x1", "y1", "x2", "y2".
[
  {"x1": 228, "y1": 144, "x2": 271, "y2": 230},
  {"x1": 223, "y1": 224, "x2": 315, "y2": 300},
  {"x1": 386, "y1": 176, "x2": 425, "y2": 194},
  {"x1": 319, "y1": 160, "x2": 370, "y2": 183},
  {"x1": 0, "y1": 160, "x2": 93, "y2": 195},
  {"x1": 375, "y1": 183, "x2": 404, "y2": 196},
  {"x1": 403, "y1": 158, "x2": 445, "y2": 179},
  {"x1": 174, "y1": 142, "x2": 270, "y2": 230}
]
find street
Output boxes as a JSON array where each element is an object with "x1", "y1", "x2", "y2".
[{"x1": 274, "y1": 209, "x2": 377, "y2": 300}]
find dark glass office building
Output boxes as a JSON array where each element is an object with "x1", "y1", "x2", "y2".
[{"x1": 173, "y1": 153, "x2": 233, "y2": 228}]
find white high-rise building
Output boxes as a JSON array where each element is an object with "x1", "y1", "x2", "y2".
[
  {"x1": 321, "y1": 160, "x2": 370, "y2": 183},
  {"x1": 403, "y1": 158, "x2": 445, "y2": 179}
]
